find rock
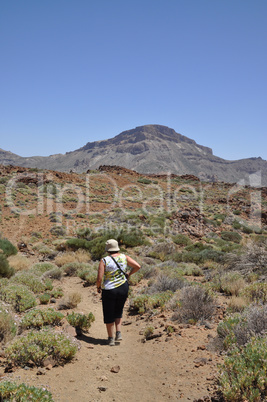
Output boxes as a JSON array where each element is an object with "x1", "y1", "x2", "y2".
[
  {"x1": 110, "y1": 365, "x2": 120, "y2": 373},
  {"x1": 36, "y1": 368, "x2": 46, "y2": 375},
  {"x1": 98, "y1": 386, "x2": 107, "y2": 392},
  {"x1": 43, "y1": 357, "x2": 56, "y2": 368},
  {"x1": 100, "y1": 375, "x2": 108, "y2": 381},
  {"x1": 197, "y1": 345, "x2": 206, "y2": 350}
]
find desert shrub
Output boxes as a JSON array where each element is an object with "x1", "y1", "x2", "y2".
[
  {"x1": 77, "y1": 265, "x2": 98, "y2": 285},
  {"x1": 0, "y1": 238, "x2": 17, "y2": 257},
  {"x1": 182, "y1": 264, "x2": 203, "y2": 276},
  {"x1": 226, "y1": 240, "x2": 267, "y2": 275},
  {"x1": 66, "y1": 311, "x2": 95, "y2": 331},
  {"x1": 0, "y1": 254, "x2": 15, "y2": 278},
  {"x1": 0, "y1": 305, "x2": 16, "y2": 343},
  {"x1": 242, "y1": 225, "x2": 254, "y2": 234},
  {"x1": 137, "y1": 177, "x2": 152, "y2": 184},
  {"x1": 50, "y1": 225, "x2": 66, "y2": 236},
  {"x1": 221, "y1": 231, "x2": 242, "y2": 243},
  {"x1": 8, "y1": 254, "x2": 31, "y2": 271},
  {"x1": 178, "y1": 249, "x2": 223, "y2": 265},
  {"x1": 63, "y1": 262, "x2": 85, "y2": 276},
  {"x1": 20, "y1": 308, "x2": 64, "y2": 330},
  {"x1": 66, "y1": 238, "x2": 91, "y2": 251},
  {"x1": 218, "y1": 336, "x2": 267, "y2": 401},
  {"x1": 118, "y1": 229, "x2": 146, "y2": 248},
  {"x1": 147, "y1": 274, "x2": 186, "y2": 294},
  {"x1": 5, "y1": 329, "x2": 77, "y2": 366},
  {"x1": 173, "y1": 285, "x2": 215, "y2": 323},
  {"x1": 144, "y1": 326, "x2": 154, "y2": 338},
  {"x1": 31, "y1": 262, "x2": 58, "y2": 276},
  {"x1": 55, "y1": 249, "x2": 91, "y2": 267},
  {"x1": 0, "y1": 381, "x2": 54, "y2": 401},
  {"x1": 0, "y1": 284, "x2": 37, "y2": 312},
  {"x1": 39, "y1": 293, "x2": 51, "y2": 304},
  {"x1": 232, "y1": 219, "x2": 242, "y2": 229},
  {"x1": 220, "y1": 272, "x2": 246, "y2": 296},
  {"x1": 10, "y1": 271, "x2": 46, "y2": 293},
  {"x1": 172, "y1": 234, "x2": 192, "y2": 246},
  {"x1": 58, "y1": 292, "x2": 81, "y2": 310},
  {"x1": 217, "y1": 305, "x2": 267, "y2": 350},
  {"x1": 42, "y1": 267, "x2": 63, "y2": 280},
  {"x1": 185, "y1": 242, "x2": 212, "y2": 252},
  {"x1": 129, "y1": 291, "x2": 173, "y2": 315},
  {"x1": 227, "y1": 296, "x2": 248, "y2": 313},
  {"x1": 49, "y1": 288, "x2": 64, "y2": 299},
  {"x1": 241, "y1": 282, "x2": 267, "y2": 304},
  {"x1": 147, "y1": 241, "x2": 176, "y2": 261}
]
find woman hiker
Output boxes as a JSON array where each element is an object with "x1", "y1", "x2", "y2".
[{"x1": 96, "y1": 239, "x2": 141, "y2": 346}]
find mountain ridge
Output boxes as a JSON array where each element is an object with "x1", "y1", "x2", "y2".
[{"x1": 0, "y1": 125, "x2": 266, "y2": 185}]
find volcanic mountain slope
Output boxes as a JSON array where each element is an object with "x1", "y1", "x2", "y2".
[{"x1": 1, "y1": 125, "x2": 266, "y2": 185}]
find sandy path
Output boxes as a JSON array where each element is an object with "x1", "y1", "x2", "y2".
[{"x1": 8, "y1": 277, "x2": 222, "y2": 401}]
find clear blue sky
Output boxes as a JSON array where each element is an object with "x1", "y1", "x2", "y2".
[{"x1": 0, "y1": 0, "x2": 266, "y2": 160}]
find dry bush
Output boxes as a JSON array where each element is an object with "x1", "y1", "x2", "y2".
[
  {"x1": 220, "y1": 272, "x2": 246, "y2": 296},
  {"x1": 58, "y1": 292, "x2": 82, "y2": 310},
  {"x1": 173, "y1": 285, "x2": 216, "y2": 323},
  {"x1": 227, "y1": 296, "x2": 248, "y2": 313},
  {"x1": 7, "y1": 255, "x2": 31, "y2": 272},
  {"x1": 42, "y1": 267, "x2": 63, "y2": 280},
  {"x1": 147, "y1": 273, "x2": 186, "y2": 294},
  {"x1": 55, "y1": 249, "x2": 91, "y2": 267},
  {"x1": 226, "y1": 240, "x2": 267, "y2": 277},
  {"x1": 0, "y1": 305, "x2": 16, "y2": 344}
]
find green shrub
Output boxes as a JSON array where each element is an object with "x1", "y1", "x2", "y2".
[
  {"x1": 39, "y1": 293, "x2": 51, "y2": 304},
  {"x1": 217, "y1": 305, "x2": 267, "y2": 350},
  {"x1": 129, "y1": 291, "x2": 173, "y2": 315},
  {"x1": 221, "y1": 231, "x2": 242, "y2": 243},
  {"x1": 0, "y1": 254, "x2": 15, "y2": 278},
  {"x1": 218, "y1": 336, "x2": 267, "y2": 401},
  {"x1": 242, "y1": 225, "x2": 254, "y2": 234},
  {"x1": 172, "y1": 234, "x2": 192, "y2": 246},
  {"x1": 143, "y1": 326, "x2": 154, "y2": 338},
  {"x1": 182, "y1": 264, "x2": 203, "y2": 276},
  {"x1": 31, "y1": 262, "x2": 58, "y2": 276},
  {"x1": 78, "y1": 266, "x2": 97, "y2": 285},
  {"x1": 0, "y1": 381, "x2": 54, "y2": 401},
  {"x1": 241, "y1": 282, "x2": 267, "y2": 304},
  {"x1": 6, "y1": 329, "x2": 77, "y2": 367},
  {"x1": 20, "y1": 308, "x2": 64, "y2": 330},
  {"x1": 0, "y1": 305, "x2": 16, "y2": 343},
  {"x1": 0, "y1": 238, "x2": 17, "y2": 257},
  {"x1": 66, "y1": 312, "x2": 95, "y2": 331},
  {"x1": 10, "y1": 271, "x2": 46, "y2": 293},
  {"x1": 0, "y1": 284, "x2": 37, "y2": 312},
  {"x1": 66, "y1": 238, "x2": 91, "y2": 251},
  {"x1": 137, "y1": 177, "x2": 152, "y2": 185}
]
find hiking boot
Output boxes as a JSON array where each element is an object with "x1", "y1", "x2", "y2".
[
  {"x1": 115, "y1": 331, "x2": 122, "y2": 341},
  {"x1": 108, "y1": 337, "x2": 115, "y2": 346}
]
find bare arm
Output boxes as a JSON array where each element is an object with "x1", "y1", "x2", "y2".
[
  {"x1": 126, "y1": 255, "x2": 141, "y2": 278},
  {"x1": 96, "y1": 259, "x2": 105, "y2": 293}
]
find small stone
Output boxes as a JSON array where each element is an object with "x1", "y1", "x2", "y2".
[
  {"x1": 100, "y1": 375, "x2": 108, "y2": 381},
  {"x1": 36, "y1": 368, "x2": 46, "y2": 375},
  {"x1": 98, "y1": 386, "x2": 107, "y2": 392},
  {"x1": 110, "y1": 365, "x2": 120, "y2": 373},
  {"x1": 197, "y1": 345, "x2": 206, "y2": 350}
]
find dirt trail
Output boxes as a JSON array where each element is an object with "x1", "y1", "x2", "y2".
[{"x1": 8, "y1": 277, "x2": 222, "y2": 401}]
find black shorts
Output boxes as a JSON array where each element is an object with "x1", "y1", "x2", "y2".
[{"x1": 102, "y1": 281, "x2": 129, "y2": 324}]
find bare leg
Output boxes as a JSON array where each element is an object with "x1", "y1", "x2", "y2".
[
  {"x1": 106, "y1": 322, "x2": 114, "y2": 338},
  {"x1": 115, "y1": 318, "x2": 122, "y2": 332}
]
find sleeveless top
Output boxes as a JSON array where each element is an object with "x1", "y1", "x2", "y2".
[{"x1": 102, "y1": 254, "x2": 127, "y2": 290}]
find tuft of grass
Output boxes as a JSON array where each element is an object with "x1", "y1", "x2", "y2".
[
  {"x1": 8, "y1": 255, "x2": 31, "y2": 271},
  {"x1": 58, "y1": 292, "x2": 82, "y2": 310}
]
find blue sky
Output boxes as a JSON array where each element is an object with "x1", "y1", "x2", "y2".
[{"x1": 0, "y1": 0, "x2": 266, "y2": 160}]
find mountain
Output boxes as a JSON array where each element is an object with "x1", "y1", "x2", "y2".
[{"x1": 1, "y1": 125, "x2": 266, "y2": 185}]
